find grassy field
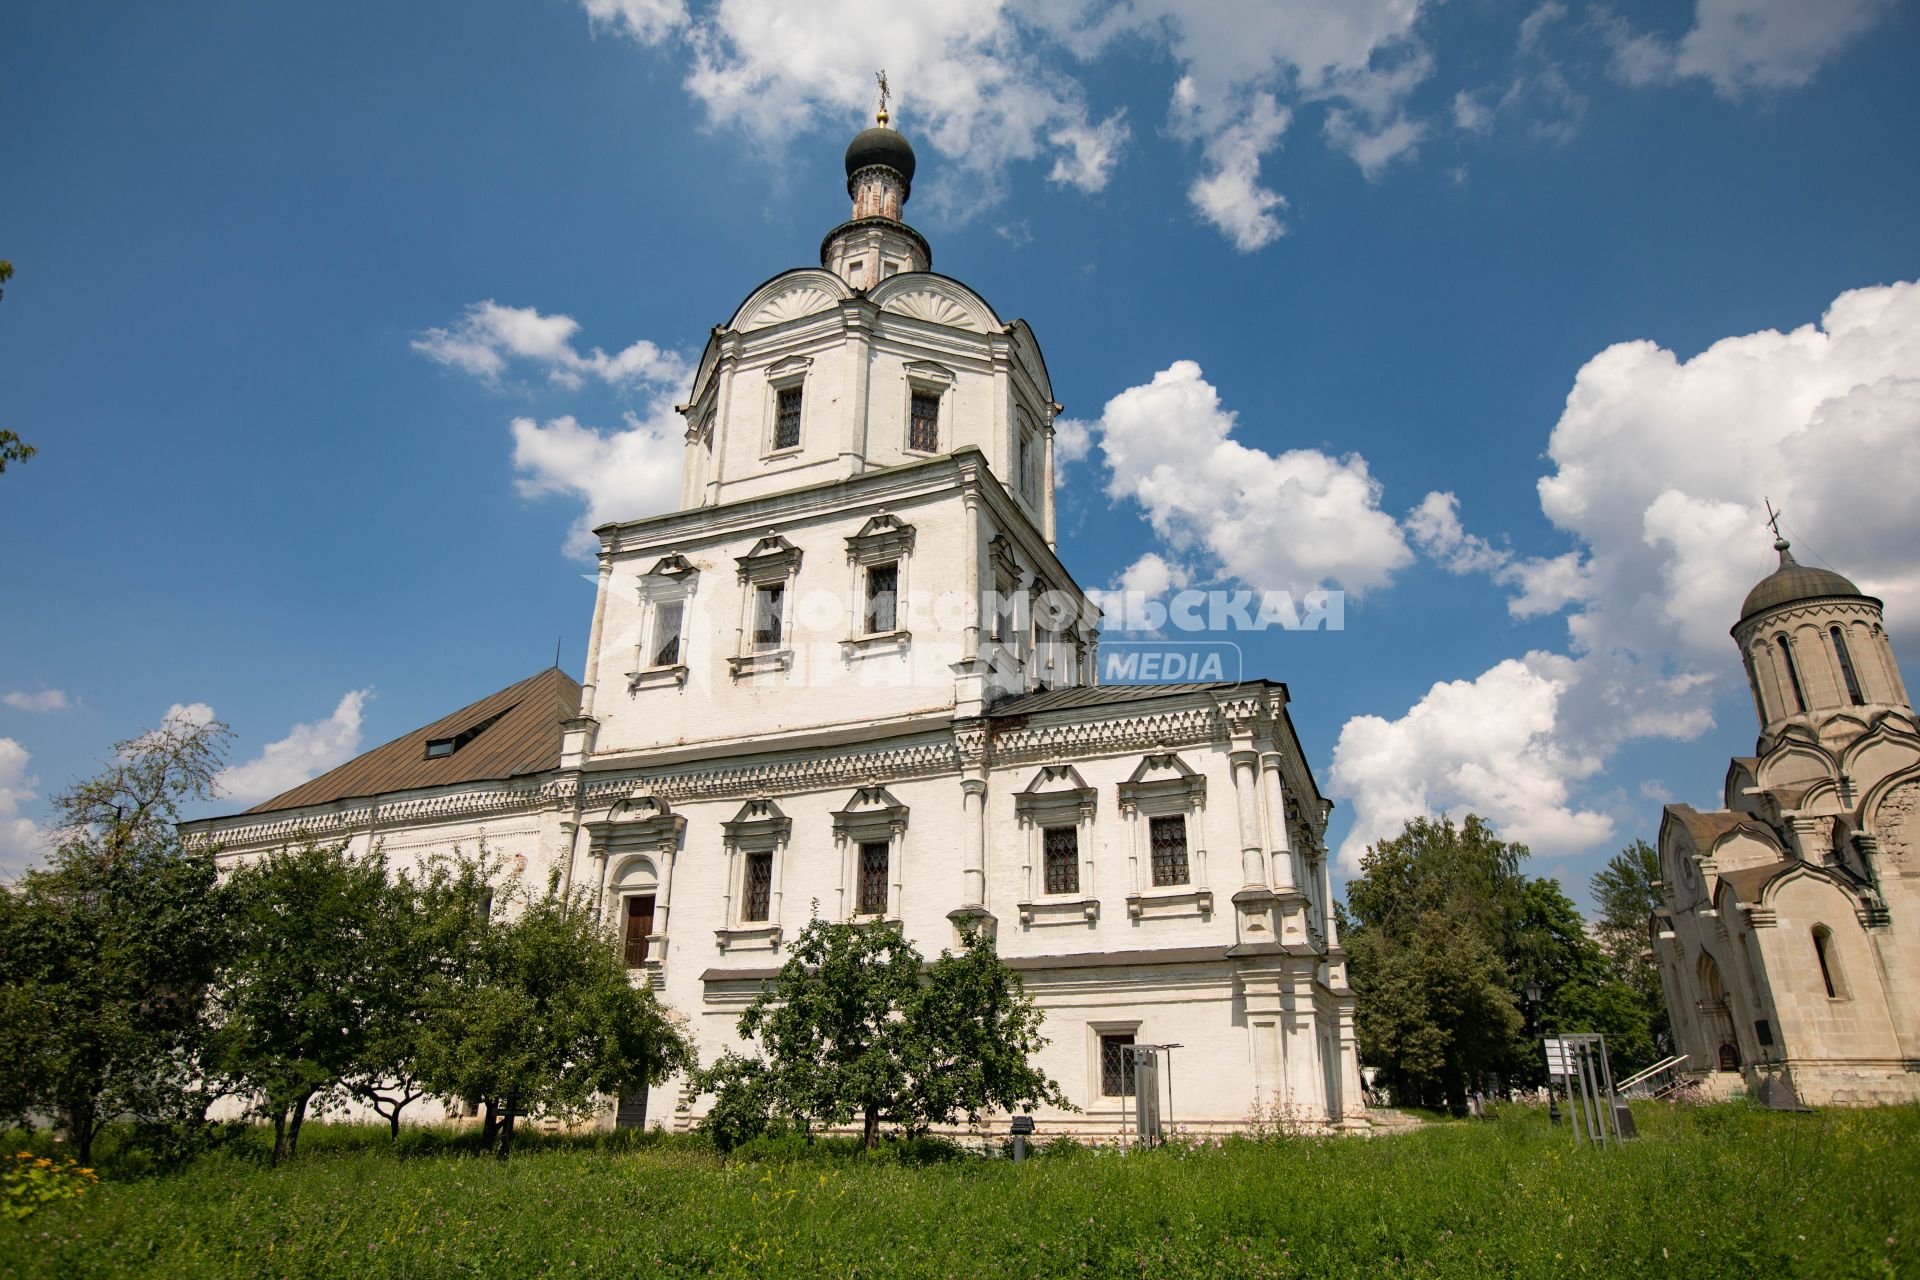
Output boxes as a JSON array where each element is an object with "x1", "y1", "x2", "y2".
[{"x1": 2, "y1": 1103, "x2": 1914, "y2": 1278}]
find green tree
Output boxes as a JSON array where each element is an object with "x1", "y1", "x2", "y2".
[
  {"x1": 1345, "y1": 816, "x2": 1527, "y2": 1113},
  {"x1": 412, "y1": 865, "x2": 692, "y2": 1159},
  {"x1": 908, "y1": 926, "x2": 1068, "y2": 1131},
  {"x1": 695, "y1": 916, "x2": 1067, "y2": 1149},
  {"x1": 0, "y1": 714, "x2": 235, "y2": 1165},
  {"x1": 0, "y1": 261, "x2": 35, "y2": 475},
  {"x1": 212, "y1": 839, "x2": 393, "y2": 1162},
  {"x1": 1506, "y1": 877, "x2": 1654, "y2": 1081},
  {"x1": 344, "y1": 852, "x2": 495, "y2": 1139},
  {"x1": 1590, "y1": 839, "x2": 1671, "y2": 1056}
]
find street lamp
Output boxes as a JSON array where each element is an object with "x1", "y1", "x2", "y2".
[{"x1": 1522, "y1": 981, "x2": 1560, "y2": 1125}]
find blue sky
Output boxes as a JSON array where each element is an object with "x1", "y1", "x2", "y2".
[{"x1": 3, "y1": 0, "x2": 1917, "y2": 908}]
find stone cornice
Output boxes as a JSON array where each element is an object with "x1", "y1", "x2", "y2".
[{"x1": 188, "y1": 697, "x2": 1326, "y2": 855}]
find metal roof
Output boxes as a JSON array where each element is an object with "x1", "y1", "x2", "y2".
[
  {"x1": 1739, "y1": 541, "x2": 1872, "y2": 622},
  {"x1": 988, "y1": 681, "x2": 1270, "y2": 718},
  {"x1": 241, "y1": 667, "x2": 579, "y2": 815}
]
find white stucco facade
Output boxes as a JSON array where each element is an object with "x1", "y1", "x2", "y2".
[{"x1": 184, "y1": 116, "x2": 1364, "y2": 1136}]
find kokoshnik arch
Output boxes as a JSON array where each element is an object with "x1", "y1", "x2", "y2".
[{"x1": 182, "y1": 108, "x2": 1365, "y2": 1135}]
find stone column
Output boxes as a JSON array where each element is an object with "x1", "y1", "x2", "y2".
[
  {"x1": 960, "y1": 776, "x2": 987, "y2": 905},
  {"x1": 653, "y1": 834, "x2": 679, "y2": 961},
  {"x1": 949, "y1": 727, "x2": 996, "y2": 940},
  {"x1": 1260, "y1": 754, "x2": 1297, "y2": 893},
  {"x1": 842, "y1": 301, "x2": 874, "y2": 476},
  {"x1": 1231, "y1": 750, "x2": 1266, "y2": 888},
  {"x1": 1041, "y1": 419, "x2": 1058, "y2": 548}
]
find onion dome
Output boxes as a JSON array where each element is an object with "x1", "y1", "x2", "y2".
[
  {"x1": 845, "y1": 123, "x2": 915, "y2": 196},
  {"x1": 1740, "y1": 538, "x2": 1873, "y2": 622}
]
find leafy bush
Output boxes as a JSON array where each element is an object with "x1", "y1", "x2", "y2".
[{"x1": 2, "y1": 1153, "x2": 98, "y2": 1221}]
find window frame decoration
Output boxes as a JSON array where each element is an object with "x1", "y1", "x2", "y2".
[
  {"x1": 717, "y1": 798, "x2": 791, "y2": 952},
  {"x1": 764, "y1": 356, "x2": 812, "y2": 456},
  {"x1": 1014, "y1": 765, "x2": 1098, "y2": 925},
  {"x1": 985, "y1": 533, "x2": 1026, "y2": 664},
  {"x1": 587, "y1": 794, "x2": 683, "y2": 982},
  {"x1": 1811, "y1": 923, "x2": 1850, "y2": 1000},
  {"x1": 1014, "y1": 404, "x2": 1041, "y2": 507},
  {"x1": 1117, "y1": 752, "x2": 1213, "y2": 919},
  {"x1": 629, "y1": 553, "x2": 699, "y2": 692},
  {"x1": 1088, "y1": 1021, "x2": 1142, "y2": 1103},
  {"x1": 901, "y1": 361, "x2": 954, "y2": 456},
  {"x1": 831, "y1": 785, "x2": 909, "y2": 924},
  {"x1": 730, "y1": 533, "x2": 803, "y2": 678},
  {"x1": 843, "y1": 513, "x2": 916, "y2": 657}
]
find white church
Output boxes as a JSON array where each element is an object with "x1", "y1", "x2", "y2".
[{"x1": 182, "y1": 110, "x2": 1365, "y2": 1135}]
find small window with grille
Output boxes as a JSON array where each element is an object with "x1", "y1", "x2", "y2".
[
  {"x1": 857, "y1": 840, "x2": 890, "y2": 916},
  {"x1": 909, "y1": 391, "x2": 940, "y2": 452},
  {"x1": 753, "y1": 583, "x2": 785, "y2": 651},
  {"x1": 1149, "y1": 814, "x2": 1190, "y2": 887},
  {"x1": 1099, "y1": 1033, "x2": 1135, "y2": 1097},
  {"x1": 864, "y1": 562, "x2": 898, "y2": 634},
  {"x1": 1043, "y1": 825, "x2": 1080, "y2": 895},
  {"x1": 742, "y1": 851, "x2": 773, "y2": 922},
  {"x1": 774, "y1": 386, "x2": 803, "y2": 450},
  {"x1": 651, "y1": 600, "x2": 684, "y2": 667}
]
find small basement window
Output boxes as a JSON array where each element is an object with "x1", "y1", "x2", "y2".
[{"x1": 424, "y1": 707, "x2": 512, "y2": 760}]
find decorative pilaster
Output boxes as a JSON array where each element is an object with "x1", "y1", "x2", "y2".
[{"x1": 949, "y1": 724, "x2": 996, "y2": 941}]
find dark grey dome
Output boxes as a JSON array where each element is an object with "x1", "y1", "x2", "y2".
[
  {"x1": 1740, "y1": 540, "x2": 1872, "y2": 621},
  {"x1": 845, "y1": 125, "x2": 915, "y2": 190}
]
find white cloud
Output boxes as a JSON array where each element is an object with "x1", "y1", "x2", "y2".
[
  {"x1": 1450, "y1": 3, "x2": 1586, "y2": 148},
  {"x1": 1405, "y1": 490, "x2": 1592, "y2": 617},
  {"x1": 1538, "y1": 279, "x2": 1920, "y2": 667},
  {"x1": 1051, "y1": 416, "x2": 1092, "y2": 469},
  {"x1": 668, "y1": 0, "x2": 1132, "y2": 218},
  {"x1": 1330, "y1": 653, "x2": 1615, "y2": 871},
  {"x1": 511, "y1": 410, "x2": 686, "y2": 557},
  {"x1": 1334, "y1": 279, "x2": 1920, "y2": 868},
  {"x1": 217, "y1": 690, "x2": 372, "y2": 808},
  {"x1": 162, "y1": 701, "x2": 217, "y2": 729},
  {"x1": 583, "y1": 0, "x2": 1435, "y2": 248},
  {"x1": 1181, "y1": 89, "x2": 1292, "y2": 251},
  {"x1": 413, "y1": 301, "x2": 690, "y2": 393},
  {"x1": 3, "y1": 689, "x2": 70, "y2": 713},
  {"x1": 1602, "y1": 0, "x2": 1892, "y2": 99},
  {"x1": 0, "y1": 738, "x2": 50, "y2": 880},
  {"x1": 583, "y1": 0, "x2": 688, "y2": 43},
  {"x1": 1082, "y1": 360, "x2": 1412, "y2": 596}
]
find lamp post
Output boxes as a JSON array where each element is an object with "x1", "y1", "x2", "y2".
[{"x1": 1523, "y1": 981, "x2": 1560, "y2": 1125}]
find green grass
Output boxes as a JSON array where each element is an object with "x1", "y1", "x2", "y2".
[{"x1": 3, "y1": 1104, "x2": 1914, "y2": 1278}]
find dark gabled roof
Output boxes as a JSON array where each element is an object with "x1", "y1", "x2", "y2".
[
  {"x1": 988, "y1": 681, "x2": 1275, "y2": 718},
  {"x1": 243, "y1": 668, "x2": 580, "y2": 814},
  {"x1": 1717, "y1": 860, "x2": 1794, "y2": 902}
]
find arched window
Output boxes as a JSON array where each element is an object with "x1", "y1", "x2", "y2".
[
  {"x1": 1744, "y1": 652, "x2": 1767, "y2": 721},
  {"x1": 1812, "y1": 925, "x2": 1848, "y2": 999},
  {"x1": 1830, "y1": 627, "x2": 1865, "y2": 705},
  {"x1": 1776, "y1": 635, "x2": 1807, "y2": 713}
]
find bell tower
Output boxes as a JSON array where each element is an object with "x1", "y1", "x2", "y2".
[{"x1": 822, "y1": 74, "x2": 929, "y2": 290}]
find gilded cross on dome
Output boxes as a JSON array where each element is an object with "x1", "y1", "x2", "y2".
[{"x1": 875, "y1": 69, "x2": 891, "y2": 125}]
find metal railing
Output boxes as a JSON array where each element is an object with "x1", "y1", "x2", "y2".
[{"x1": 1617, "y1": 1053, "x2": 1690, "y2": 1098}]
